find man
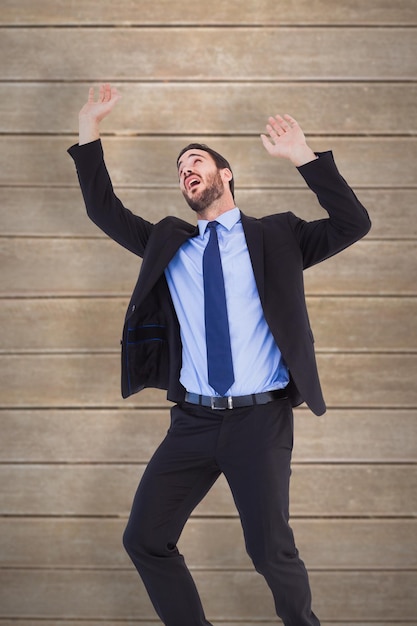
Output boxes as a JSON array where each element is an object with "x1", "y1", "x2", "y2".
[{"x1": 68, "y1": 83, "x2": 371, "y2": 626}]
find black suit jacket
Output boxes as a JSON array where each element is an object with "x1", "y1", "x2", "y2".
[{"x1": 68, "y1": 140, "x2": 371, "y2": 416}]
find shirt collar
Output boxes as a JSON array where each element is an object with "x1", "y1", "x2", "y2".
[{"x1": 197, "y1": 207, "x2": 241, "y2": 238}]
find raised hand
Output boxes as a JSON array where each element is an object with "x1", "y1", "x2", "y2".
[
  {"x1": 78, "y1": 83, "x2": 121, "y2": 145},
  {"x1": 260, "y1": 114, "x2": 317, "y2": 166}
]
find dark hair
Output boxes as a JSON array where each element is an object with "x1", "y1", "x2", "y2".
[{"x1": 177, "y1": 143, "x2": 234, "y2": 199}]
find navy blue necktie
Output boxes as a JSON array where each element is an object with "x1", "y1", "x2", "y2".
[{"x1": 203, "y1": 221, "x2": 235, "y2": 396}]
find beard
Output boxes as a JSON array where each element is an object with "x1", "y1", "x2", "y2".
[{"x1": 182, "y1": 169, "x2": 224, "y2": 213}]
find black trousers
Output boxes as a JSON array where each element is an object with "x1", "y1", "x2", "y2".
[{"x1": 123, "y1": 397, "x2": 320, "y2": 626}]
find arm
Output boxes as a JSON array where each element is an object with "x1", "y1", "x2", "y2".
[
  {"x1": 68, "y1": 84, "x2": 153, "y2": 257},
  {"x1": 260, "y1": 114, "x2": 371, "y2": 268}
]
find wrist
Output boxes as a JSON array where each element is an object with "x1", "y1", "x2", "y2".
[
  {"x1": 78, "y1": 114, "x2": 100, "y2": 146},
  {"x1": 289, "y1": 145, "x2": 318, "y2": 167}
]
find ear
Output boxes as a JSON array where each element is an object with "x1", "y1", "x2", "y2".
[{"x1": 221, "y1": 168, "x2": 233, "y2": 184}]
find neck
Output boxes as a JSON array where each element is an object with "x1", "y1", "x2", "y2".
[{"x1": 197, "y1": 194, "x2": 236, "y2": 222}]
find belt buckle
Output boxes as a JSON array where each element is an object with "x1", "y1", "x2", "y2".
[{"x1": 210, "y1": 396, "x2": 233, "y2": 410}]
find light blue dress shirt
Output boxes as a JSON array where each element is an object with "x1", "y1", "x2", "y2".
[{"x1": 164, "y1": 207, "x2": 289, "y2": 396}]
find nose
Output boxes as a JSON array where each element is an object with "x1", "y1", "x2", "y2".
[{"x1": 181, "y1": 166, "x2": 193, "y2": 183}]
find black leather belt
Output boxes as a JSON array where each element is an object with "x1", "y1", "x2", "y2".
[{"x1": 184, "y1": 389, "x2": 288, "y2": 410}]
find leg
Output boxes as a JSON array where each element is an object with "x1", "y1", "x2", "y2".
[
  {"x1": 218, "y1": 399, "x2": 320, "y2": 626},
  {"x1": 123, "y1": 404, "x2": 221, "y2": 626}
]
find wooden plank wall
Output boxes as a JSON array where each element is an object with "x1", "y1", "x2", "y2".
[{"x1": 1, "y1": 1, "x2": 416, "y2": 624}]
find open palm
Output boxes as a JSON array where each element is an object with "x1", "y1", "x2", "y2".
[
  {"x1": 79, "y1": 83, "x2": 121, "y2": 123},
  {"x1": 261, "y1": 114, "x2": 311, "y2": 163}
]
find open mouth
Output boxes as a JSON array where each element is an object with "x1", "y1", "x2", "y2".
[{"x1": 185, "y1": 176, "x2": 201, "y2": 191}]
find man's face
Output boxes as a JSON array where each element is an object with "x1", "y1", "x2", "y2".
[{"x1": 178, "y1": 149, "x2": 227, "y2": 213}]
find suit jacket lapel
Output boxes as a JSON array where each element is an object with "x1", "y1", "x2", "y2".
[
  {"x1": 134, "y1": 219, "x2": 198, "y2": 305},
  {"x1": 132, "y1": 213, "x2": 265, "y2": 310},
  {"x1": 241, "y1": 213, "x2": 265, "y2": 304}
]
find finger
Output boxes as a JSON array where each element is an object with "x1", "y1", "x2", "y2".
[
  {"x1": 268, "y1": 115, "x2": 287, "y2": 136},
  {"x1": 283, "y1": 114, "x2": 298, "y2": 127},
  {"x1": 274, "y1": 114, "x2": 291, "y2": 131},
  {"x1": 87, "y1": 86, "x2": 95, "y2": 103},
  {"x1": 267, "y1": 119, "x2": 283, "y2": 136},
  {"x1": 102, "y1": 83, "x2": 112, "y2": 102},
  {"x1": 111, "y1": 86, "x2": 121, "y2": 101},
  {"x1": 260, "y1": 134, "x2": 275, "y2": 154},
  {"x1": 265, "y1": 123, "x2": 280, "y2": 141}
]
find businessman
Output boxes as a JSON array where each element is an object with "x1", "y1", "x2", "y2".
[{"x1": 68, "y1": 83, "x2": 371, "y2": 626}]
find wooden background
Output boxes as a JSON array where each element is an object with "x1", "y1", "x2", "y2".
[{"x1": 1, "y1": 1, "x2": 416, "y2": 624}]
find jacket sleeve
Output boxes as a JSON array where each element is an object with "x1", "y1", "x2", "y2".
[
  {"x1": 289, "y1": 151, "x2": 371, "y2": 269},
  {"x1": 67, "y1": 139, "x2": 153, "y2": 258}
]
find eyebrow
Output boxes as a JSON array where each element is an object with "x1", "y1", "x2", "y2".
[{"x1": 177, "y1": 153, "x2": 206, "y2": 171}]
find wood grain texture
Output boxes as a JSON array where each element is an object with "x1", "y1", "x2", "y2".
[
  {"x1": 1, "y1": 408, "x2": 415, "y2": 463},
  {"x1": 1, "y1": 28, "x2": 416, "y2": 81},
  {"x1": 0, "y1": 623, "x2": 412, "y2": 626},
  {"x1": 1, "y1": 187, "x2": 416, "y2": 240},
  {"x1": 2, "y1": 136, "x2": 416, "y2": 188},
  {"x1": 1, "y1": 238, "x2": 414, "y2": 297},
  {"x1": 3, "y1": 82, "x2": 416, "y2": 135},
  {"x1": 2, "y1": 0, "x2": 417, "y2": 25},
  {"x1": 1, "y1": 517, "x2": 415, "y2": 569},
  {"x1": 2, "y1": 464, "x2": 415, "y2": 516},
  {"x1": 0, "y1": 618, "x2": 410, "y2": 626},
  {"x1": 0, "y1": 296, "x2": 416, "y2": 352},
  {"x1": 1, "y1": 353, "x2": 416, "y2": 408},
  {"x1": 1, "y1": 5, "x2": 416, "y2": 625},
  {"x1": 0, "y1": 569, "x2": 415, "y2": 620}
]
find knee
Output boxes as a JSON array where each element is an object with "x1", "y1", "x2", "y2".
[
  {"x1": 122, "y1": 519, "x2": 152, "y2": 559},
  {"x1": 122, "y1": 519, "x2": 172, "y2": 561},
  {"x1": 122, "y1": 522, "x2": 137, "y2": 557},
  {"x1": 246, "y1": 526, "x2": 298, "y2": 575},
  {"x1": 250, "y1": 545, "x2": 299, "y2": 575}
]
